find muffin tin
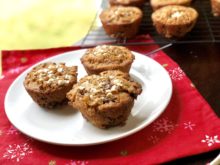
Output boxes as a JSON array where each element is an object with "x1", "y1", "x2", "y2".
[{"x1": 81, "y1": 0, "x2": 220, "y2": 46}]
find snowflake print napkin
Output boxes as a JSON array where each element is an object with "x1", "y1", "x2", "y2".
[{"x1": 0, "y1": 44, "x2": 220, "y2": 165}]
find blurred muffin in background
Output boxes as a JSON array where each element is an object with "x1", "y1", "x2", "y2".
[
  {"x1": 109, "y1": 0, "x2": 146, "y2": 7},
  {"x1": 211, "y1": 0, "x2": 220, "y2": 16},
  {"x1": 150, "y1": 0, "x2": 192, "y2": 11},
  {"x1": 151, "y1": 5, "x2": 198, "y2": 38},
  {"x1": 99, "y1": 6, "x2": 143, "y2": 38}
]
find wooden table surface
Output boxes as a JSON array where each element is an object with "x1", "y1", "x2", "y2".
[{"x1": 161, "y1": 43, "x2": 220, "y2": 164}]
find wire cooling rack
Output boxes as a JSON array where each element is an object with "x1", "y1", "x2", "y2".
[{"x1": 80, "y1": 0, "x2": 220, "y2": 46}]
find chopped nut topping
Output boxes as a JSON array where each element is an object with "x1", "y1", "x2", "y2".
[
  {"x1": 58, "y1": 80, "x2": 65, "y2": 86},
  {"x1": 92, "y1": 45, "x2": 125, "y2": 57},
  {"x1": 171, "y1": 11, "x2": 183, "y2": 18},
  {"x1": 25, "y1": 62, "x2": 77, "y2": 90},
  {"x1": 112, "y1": 79, "x2": 123, "y2": 86},
  {"x1": 57, "y1": 68, "x2": 64, "y2": 72},
  {"x1": 68, "y1": 70, "x2": 142, "y2": 107},
  {"x1": 82, "y1": 45, "x2": 134, "y2": 65},
  {"x1": 65, "y1": 75, "x2": 72, "y2": 80}
]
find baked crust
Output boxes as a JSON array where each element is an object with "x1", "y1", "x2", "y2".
[
  {"x1": 211, "y1": 0, "x2": 220, "y2": 16},
  {"x1": 81, "y1": 45, "x2": 135, "y2": 75},
  {"x1": 24, "y1": 62, "x2": 77, "y2": 108},
  {"x1": 67, "y1": 70, "x2": 142, "y2": 128},
  {"x1": 150, "y1": 0, "x2": 192, "y2": 11},
  {"x1": 151, "y1": 5, "x2": 198, "y2": 38},
  {"x1": 99, "y1": 6, "x2": 143, "y2": 38},
  {"x1": 109, "y1": 0, "x2": 146, "y2": 7}
]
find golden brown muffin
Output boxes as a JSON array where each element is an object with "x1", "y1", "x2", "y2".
[
  {"x1": 81, "y1": 45, "x2": 135, "y2": 75},
  {"x1": 211, "y1": 0, "x2": 220, "y2": 16},
  {"x1": 99, "y1": 6, "x2": 143, "y2": 38},
  {"x1": 67, "y1": 70, "x2": 142, "y2": 129},
  {"x1": 150, "y1": 0, "x2": 192, "y2": 11},
  {"x1": 24, "y1": 62, "x2": 77, "y2": 108},
  {"x1": 109, "y1": 0, "x2": 146, "y2": 7},
  {"x1": 151, "y1": 5, "x2": 198, "y2": 38}
]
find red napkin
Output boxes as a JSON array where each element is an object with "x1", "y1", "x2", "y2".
[{"x1": 1, "y1": 42, "x2": 220, "y2": 165}]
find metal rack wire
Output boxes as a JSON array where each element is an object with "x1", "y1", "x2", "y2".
[{"x1": 81, "y1": 0, "x2": 220, "y2": 46}]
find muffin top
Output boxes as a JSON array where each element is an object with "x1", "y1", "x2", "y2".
[
  {"x1": 67, "y1": 70, "x2": 142, "y2": 107},
  {"x1": 152, "y1": 5, "x2": 198, "y2": 25},
  {"x1": 150, "y1": 0, "x2": 192, "y2": 7},
  {"x1": 109, "y1": 0, "x2": 145, "y2": 6},
  {"x1": 24, "y1": 62, "x2": 77, "y2": 92},
  {"x1": 100, "y1": 6, "x2": 142, "y2": 24},
  {"x1": 81, "y1": 45, "x2": 134, "y2": 67}
]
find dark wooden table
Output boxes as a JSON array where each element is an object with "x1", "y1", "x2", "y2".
[{"x1": 161, "y1": 43, "x2": 220, "y2": 164}]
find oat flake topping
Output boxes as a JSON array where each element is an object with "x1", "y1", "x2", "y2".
[
  {"x1": 25, "y1": 63, "x2": 76, "y2": 90},
  {"x1": 69, "y1": 71, "x2": 141, "y2": 107}
]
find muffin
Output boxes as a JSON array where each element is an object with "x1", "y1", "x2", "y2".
[
  {"x1": 81, "y1": 45, "x2": 135, "y2": 75},
  {"x1": 150, "y1": 0, "x2": 192, "y2": 11},
  {"x1": 99, "y1": 6, "x2": 143, "y2": 38},
  {"x1": 24, "y1": 62, "x2": 77, "y2": 108},
  {"x1": 151, "y1": 5, "x2": 198, "y2": 38},
  {"x1": 67, "y1": 70, "x2": 142, "y2": 129},
  {"x1": 211, "y1": 0, "x2": 220, "y2": 16},
  {"x1": 109, "y1": 0, "x2": 146, "y2": 7}
]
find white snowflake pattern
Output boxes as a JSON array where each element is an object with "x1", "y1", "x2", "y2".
[
  {"x1": 152, "y1": 117, "x2": 177, "y2": 134},
  {"x1": 0, "y1": 75, "x2": 5, "y2": 80},
  {"x1": 168, "y1": 67, "x2": 185, "y2": 80},
  {"x1": 5, "y1": 56, "x2": 16, "y2": 64},
  {"x1": 3, "y1": 143, "x2": 33, "y2": 162},
  {"x1": 201, "y1": 135, "x2": 220, "y2": 147},
  {"x1": 183, "y1": 121, "x2": 196, "y2": 131},
  {"x1": 6, "y1": 126, "x2": 20, "y2": 135},
  {"x1": 147, "y1": 135, "x2": 160, "y2": 144},
  {"x1": 0, "y1": 129, "x2": 3, "y2": 136},
  {"x1": 8, "y1": 68, "x2": 23, "y2": 75},
  {"x1": 66, "y1": 160, "x2": 89, "y2": 165}
]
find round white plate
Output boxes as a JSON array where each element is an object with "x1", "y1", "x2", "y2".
[{"x1": 4, "y1": 49, "x2": 172, "y2": 146}]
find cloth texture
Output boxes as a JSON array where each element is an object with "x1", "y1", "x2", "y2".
[{"x1": 0, "y1": 43, "x2": 220, "y2": 165}]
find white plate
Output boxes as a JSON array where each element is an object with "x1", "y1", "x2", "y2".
[{"x1": 4, "y1": 49, "x2": 172, "y2": 146}]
